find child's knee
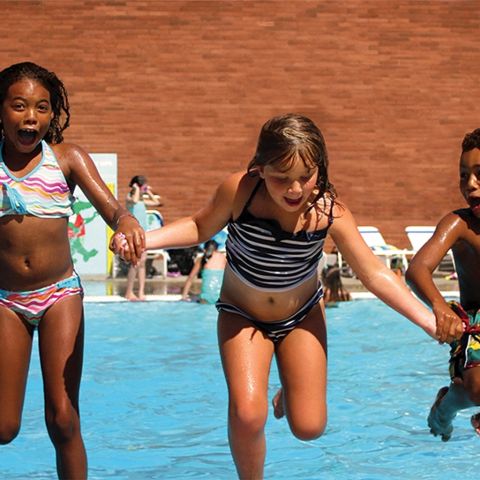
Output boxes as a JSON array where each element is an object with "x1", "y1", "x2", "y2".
[
  {"x1": 0, "y1": 419, "x2": 21, "y2": 444},
  {"x1": 229, "y1": 398, "x2": 268, "y2": 435},
  {"x1": 45, "y1": 406, "x2": 80, "y2": 443},
  {"x1": 289, "y1": 415, "x2": 327, "y2": 441}
]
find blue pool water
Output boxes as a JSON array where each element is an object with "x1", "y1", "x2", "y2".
[{"x1": 2, "y1": 299, "x2": 476, "y2": 479}]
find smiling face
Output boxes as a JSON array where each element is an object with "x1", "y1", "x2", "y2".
[
  {"x1": 260, "y1": 156, "x2": 319, "y2": 212},
  {"x1": 0, "y1": 78, "x2": 53, "y2": 155},
  {"x1": 460, "y1": 147, "x2": 480, "y2": 218}
]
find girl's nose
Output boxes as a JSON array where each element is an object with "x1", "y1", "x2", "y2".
[
  {"x1": 24, "y1": 108, "x2": 38, "y2": 124},
  {"x1": 288, "y1": 181, "x2": 302, "y2": 194}
]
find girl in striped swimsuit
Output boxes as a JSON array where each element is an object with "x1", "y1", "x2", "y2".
[
  {"x1": 120, "y1": 113, "x2": 437, "y2": 479},
  {"x1": 0, "y1": 62, "x2": 145, "y2": 479}
]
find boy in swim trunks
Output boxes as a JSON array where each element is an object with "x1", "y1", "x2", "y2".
[{"x1": 406, "y1": 127, "x2": 480, "y2": 441}]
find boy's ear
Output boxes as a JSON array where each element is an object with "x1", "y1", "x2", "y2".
[{"x1": 258, "y1": 167, "x2": 265, "y2": 179}]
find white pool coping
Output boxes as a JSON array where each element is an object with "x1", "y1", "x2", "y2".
[{"x1": 83, "y1": 291, "x2": 460, "y2": 303}]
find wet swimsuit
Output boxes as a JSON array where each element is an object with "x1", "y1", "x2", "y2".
[
  {"x1": 225, "y1": 180, "x2": 333, "y2": 291},
  {"x1": 0, "y1": 140, "x2": 82, "y2": 326},
  {"x1": 217, "y1": 180, "x2": 333, "y2": 341},
  {"x1": 216, "y1": 287, "x2": 323, "y2": 342},
  {"x1": 448, "y1": 301, "x2": 480, "y2": 379},
  {"x1": 0, "y1": 273, "x2": 83, "y2": 327},
  {"x1": 0, "y1": 140, "x2": 75, "y2": 218}
]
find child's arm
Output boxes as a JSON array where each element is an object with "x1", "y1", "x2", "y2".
[
  {"x1": 406, "y1": 214, "x2": 464, "y2": 343},
  {"x1": 143, "y1": 172, "x2": 240, "y2": 251},
  {"x1": 329, "y1": 204, "x2": 437, "y2": 338},
  {"x1": 58, "y1": 143, "x2": 145, "y2": 263}
]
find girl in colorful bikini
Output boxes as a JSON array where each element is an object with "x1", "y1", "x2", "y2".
[
  {"x1": 0, "y1": 62, "x2": 144, "y2": 479},
  {"x1": 114, "y1": 113, "x2": 437, "y2": 479}
]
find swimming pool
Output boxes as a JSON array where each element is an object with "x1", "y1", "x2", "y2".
[{"x1": 2, "y1": 299, "x2": 475, "y2": 479}]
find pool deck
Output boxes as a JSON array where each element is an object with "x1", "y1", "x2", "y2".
[{"x1": 82, "y1": 273, "x2": 460, "y2": 302}]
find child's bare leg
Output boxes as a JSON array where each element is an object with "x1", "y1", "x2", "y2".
[
  {"x1": 463, "y1": 367, "x2": 480, "y2": 436},
  {"x1": 39, "y1": 295, "x2": 87, "y2": 480},
  {"x1": 218, "y1": 312, "x2": 274, "y2": 479},
  {"x1": 274, "y1": 304, "x2": 328, "y2": 440},
  {"x1": 272, "y1": 388, "x2": 285, "y2": 419},
  {"x1": 137, "y1": 252, "x2": 147, "y2": 301},
  {"x1": 125, "y1": 265, "x2": 139, "y2": 301},
  {"x1": 0, "y1": 309, "x2": 33, "y2": 444}
]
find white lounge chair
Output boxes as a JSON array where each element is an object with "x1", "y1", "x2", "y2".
[
  {"x1": 358, "y1": 226, "x2": 410, "y2": 270},
  {"x1": 146, "y1": 210, "x2": 170, "y2": 278}
]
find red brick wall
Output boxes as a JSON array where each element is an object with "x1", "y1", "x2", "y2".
[{"x1": 2, "y1": 0, "x2": 477, "y2": 248}]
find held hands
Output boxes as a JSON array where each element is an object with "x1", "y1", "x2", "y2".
[
  {"x1": 109, "y1": 214, "x2": 145, "y2": 265},
  {"x1": 433, "y1": 303, "x2": 464, "y2": 344}
]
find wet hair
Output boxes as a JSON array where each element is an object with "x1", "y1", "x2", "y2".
[
  {"x1": 129, "y1": 175, "x2": 147, "y2": 187},
  {"x1": 462, "y1": 128, "x2": 480, "y2": 153},
  {"x1": 0, "y1": 62, "x2": 70, "y2": 144},
  {"x1": 201, "y1": 240, "x2": 219, "y2": 269},
  {"x1": 248, "y1": 113, "x2": 336, "y2": 205}
]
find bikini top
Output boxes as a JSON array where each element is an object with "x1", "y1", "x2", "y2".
[
  {"x1": 226, "y1": 180, "x2": 334, "y2": 291},
  {"x1": 0, "y1": 140, "x2": 75, "y2": 218}
]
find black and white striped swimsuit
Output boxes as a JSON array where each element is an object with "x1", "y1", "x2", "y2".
[{"x1": 216, "y1": 180, "x2": 334, "y2": 341}]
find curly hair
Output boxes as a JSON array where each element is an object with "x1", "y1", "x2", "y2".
[
  {"x1": 462, "y1": 128, "x2": 480, "y2": 153},
  {"x1": 248, "y1": 113, "x2": 336, "y2": 206},
  {"x1": 0, "y1": 62, "x2": 70, "y2": 144}
]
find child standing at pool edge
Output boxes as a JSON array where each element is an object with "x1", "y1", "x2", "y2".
[
  {"x1": 114, "y1": 113, "x2": 436, "y2": 479},
  {"x1": 406, "y1": 128, "x2": 480, "y2": 441},
  {"x1": 0, "y1": 62, "x2": 145, "y2": 479}
]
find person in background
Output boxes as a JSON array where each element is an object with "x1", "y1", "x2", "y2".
[
  {"x1": 124, "y1": 175, "x2": 161, "y2": 301},
  {"x1": 390, "y1": 256, "x2": 405, "y2": 278},
  {"x1": 322, "y1": 266, "x2": 351, "y2": 306},
  {"x1": 181, "y1": 239, "x2": 226, "y2": 304}
]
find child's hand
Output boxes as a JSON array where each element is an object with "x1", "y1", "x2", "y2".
[
  {"x1": 109, "y1": 215, "x2": 145, "y2": 265},
  {"x1": 433, "y1": 303, "x2": 464, "y2": 344}
]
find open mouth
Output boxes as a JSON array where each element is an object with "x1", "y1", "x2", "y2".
[
  {"x1": 284, "y1": 197, "x2": 303, "y2": 207},
  {"x1": 17, "y1": 129, "x2": 37, "y2": 145},
  {"x1": 469, "y1": 197, "x2": 480, "y2": 216}
]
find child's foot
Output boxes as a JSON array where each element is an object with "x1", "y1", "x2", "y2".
[
  {"x1": 272, "y1": 388, "x2": 285, "y2": 419},
  {"x1": 138, "y1": 294, "x2": 146, "y2": 301},
  {"x1": 428, "y1": 386, "x2": 454, "y2": 441},
  {"x1": 470, "y1": 413, "x2": 480, "y2": 435},
  {"x1": 125, "y1": 293, "x2": 139, "y2": 301}
]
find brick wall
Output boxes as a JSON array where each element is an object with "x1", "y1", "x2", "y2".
[{"x1": 2, "y1": 0, "x2": 478, "y2": 248}]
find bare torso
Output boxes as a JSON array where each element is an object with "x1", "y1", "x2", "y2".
[
  {"x1": 451, "y1": 209, "x2": 480, "y2": 310},
  {"x1": 220, "y1": 265, "x2": 322, "y2": 322},
  {"x1": 0, "y1": 215, "x2": 73, "y2": 291}
]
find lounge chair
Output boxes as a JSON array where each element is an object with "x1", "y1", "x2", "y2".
[
  {"x1": 358, "y1": 226, "x2": 410, "y2": 270},
  {"x1": 145, "y1": 210, "x2": 170, "y2": 278}
]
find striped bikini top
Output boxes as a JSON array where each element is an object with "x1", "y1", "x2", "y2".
[
  {"x1": 0, "y1": 140, "x2": 75, "y2": 218},
  {"x1": 226, "y1": 180, "x2": 334, "y2": 291}
]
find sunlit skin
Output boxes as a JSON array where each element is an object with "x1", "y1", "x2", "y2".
[
  {"x1": 0, "y1": 74, "x2": 144, "y2": 480},
  {"x1": 406, "y1": 146, "x2": 480, "y2": 442}
]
